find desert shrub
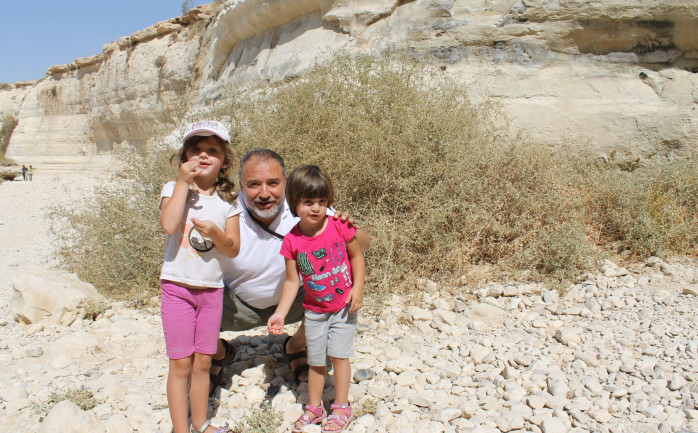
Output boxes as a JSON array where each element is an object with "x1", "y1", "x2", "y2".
[
  {"x1": 48, "y1": 387, "x2": 99, "y2": 411},
  {"x1": 210, "y1": 55, "x2": 595, "y2": 290},
  {"x1": 51, "y1": 55, "x2": 697, "y2": 304},
  {"x1": 0, "y1": 168, "x2": 18, "y2": 181},
  {"x1": 52, "y1": 146, "x2": 173, "y2": 304},
  {"x1": 584, "y1": 157, "x2": 698, "y2": 257},
  {"x1": 232, "y1": 403, "x2": 280, "y2": 433},
  {"x1": 0, "y1": 115, "x2": 18, "y2": 165}
]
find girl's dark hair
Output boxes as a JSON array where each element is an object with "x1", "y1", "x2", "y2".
[
  {"x1": 285, "y1": 165, "x2": 334, "y2": 217},
  {"x1": 170, "y1": 135, "x2": 238, "y2": 204}
]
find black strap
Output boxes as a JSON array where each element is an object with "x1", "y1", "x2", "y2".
[{"x1": 246, "y1": 208, "x2": 285, "y2": 240}]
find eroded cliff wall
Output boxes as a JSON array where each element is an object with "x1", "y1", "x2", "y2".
[{"x1": 1, "y1": 0, "x2": 696, "y2": 162}]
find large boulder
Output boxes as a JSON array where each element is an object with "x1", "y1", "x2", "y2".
[
  {"x1": 11, "y1": 273, "x2": 105, "y2": 325},
  {"x1": 40, "y1": 400, "x2": 105, "y2": 433}
]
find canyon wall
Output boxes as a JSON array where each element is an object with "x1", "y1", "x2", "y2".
[{"x1": 1, "y1": 0, "x2": 697, "y2": 163}]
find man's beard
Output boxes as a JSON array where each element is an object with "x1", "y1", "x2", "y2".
[{"x1": 245, "y1": 194, "x2": 281, "y2": 220}]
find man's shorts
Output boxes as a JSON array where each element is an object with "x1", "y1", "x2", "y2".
[
  {"x1": 304, "y1": 305, "x2": 357, "y2": 366},
  {"x1": 220, "y1": 285, "x2": 305, "y2": 332}
]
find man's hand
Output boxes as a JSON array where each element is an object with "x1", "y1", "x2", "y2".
[
  {"x1": 346, "y1": 288, "x2": 363, "y2": 313},
  {"x1": 267, "y1": 313, "x2": 285, "y2": 335},
  {"x1": 332, "y1": 210, "x2": 358, "y2": 227}
]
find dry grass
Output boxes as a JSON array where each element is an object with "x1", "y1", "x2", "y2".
[
  {"x1": 48, "y1": 387, "x2": 99, "y2": 411},
  {"x1": 51, "y1": 146, "x2": 173, "y2": 304},
  {"x1": 231, "y1": 403, "x2": 280, "y2": 433},
  {"x1": 51, "y1": 54, "x2": 698, "y2": 304}
]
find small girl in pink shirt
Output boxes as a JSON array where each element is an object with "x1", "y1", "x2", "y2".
[{"x1": 267, "y1": 165, "x2": 365, "y2": 433}]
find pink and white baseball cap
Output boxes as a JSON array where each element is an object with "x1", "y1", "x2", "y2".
[{"x1": 182, "y1": 120, "x2": 230, "y2": 144}]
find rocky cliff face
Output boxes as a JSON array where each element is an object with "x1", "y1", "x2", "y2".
[{"x1": 1, "y1": 0, "x2": 697, "y2": 162}]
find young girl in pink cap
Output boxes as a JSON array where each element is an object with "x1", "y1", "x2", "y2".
[{"x1": 159, "y1": 121, "x2": 241, "y2": 433}]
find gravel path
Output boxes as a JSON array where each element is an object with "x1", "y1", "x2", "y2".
[{"x1": 0, "y1": 162, "x2": 697, "y2": 433}]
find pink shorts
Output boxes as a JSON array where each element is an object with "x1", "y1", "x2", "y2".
[{"x1": 161, "y1": 280, "x2": 223, "y2": 359}]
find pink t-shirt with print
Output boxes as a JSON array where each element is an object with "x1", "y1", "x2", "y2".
[{"x1": 280, "y1": 217, "x2": 357, "y2": 313}]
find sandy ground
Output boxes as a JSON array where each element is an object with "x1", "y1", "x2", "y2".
[{"x1": 0, "y1": 157, "x2": 114, "y2": 310}]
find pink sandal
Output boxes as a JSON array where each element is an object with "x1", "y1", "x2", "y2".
[
  {"x1": 322, "y1": 402, "x2": 353, "y2": 433},
  {"x1": 292, "y1": 402, "x2": 327, "y2": 433}
]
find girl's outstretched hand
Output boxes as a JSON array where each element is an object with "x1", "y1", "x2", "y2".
[
  {"x1": 346, "y1": 288, "x2": 363, "y2": 313},
  {"x1": 267, "y1": 313, "x2": 285, "y2": 335}
]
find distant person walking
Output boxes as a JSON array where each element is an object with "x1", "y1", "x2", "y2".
[
  {"x1": 21, "y1": 165, "x2": 27, "y2": 181},
  {"x1": 27, "y1": 165, "x2": 33, "y2": 181}
]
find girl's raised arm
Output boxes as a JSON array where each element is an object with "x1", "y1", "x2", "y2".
[
  {"x1": 159, "y1": 180, "x2": 192, "y2": 234},
  {"x1": 160, "y1": 158, "x2": 202, "y2": 234}
]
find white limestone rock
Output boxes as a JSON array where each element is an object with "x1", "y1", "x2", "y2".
[
  {"x1": 40, "y1": 400, "x2": 106, "y2": 433},
  {"x1": 11, "y1": 273, "x2": 104, "y2": 325}
]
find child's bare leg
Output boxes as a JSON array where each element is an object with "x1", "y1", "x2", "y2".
[
  {"x1": 329, "y1": 357, "x2": 350, "y2": 404},
  {"x1": 325, "y1": 357, "x2": 351, "y2": 431},
  {"x1": 167, "y1": 357, "x2": 193, "y2": 433},
  {"x1": 293, "y1": 365, "x2": 327, "y2": 430},
  {"x1": 190, "y1": 353, "x2": 213, "y2": 432},
  {"x1": 307, "y1": 365, "x2": 326, "y2": 408}
]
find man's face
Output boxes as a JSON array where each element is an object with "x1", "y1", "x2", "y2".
[{"x1": 241, "y1": 157, "x2": 286, "y2": 222}]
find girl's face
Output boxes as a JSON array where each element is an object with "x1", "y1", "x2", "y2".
[
  {"x1": 296, "y1": 197, "x2": 328, "y2": 226},
  {"x1": 184, "y1": 136, "x2": 226, "y2": 177}
]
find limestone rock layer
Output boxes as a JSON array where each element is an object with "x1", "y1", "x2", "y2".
[{"x1": 1, "y1": 0, "x2": 696, "y2": 161}]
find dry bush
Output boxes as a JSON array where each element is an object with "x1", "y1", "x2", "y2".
[
  {"x1": 212, "y1": 55, "x2": 597, "y2": 291},
  {"x1": 50, "y1": 55, "x2": 697, "y2": 304},
  {"x1": 52, "y1": 146, "x2": 173, "y2": 304},
  {"x1": 231, "y1": 403, "x2": 280, "y2": 433},
  {"x1": 583, "y1": 157, "x2": 698, "y2": 258},
  {"x1": 0, "y1": 168, "x2": 18, "y2": 181}
]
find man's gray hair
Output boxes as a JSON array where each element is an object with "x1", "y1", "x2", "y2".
[{"x1": 238, "y1": 149, "x2": 287, "y2": 183}]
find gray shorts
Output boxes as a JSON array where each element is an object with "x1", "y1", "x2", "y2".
[
  {"x1": 220, "y1": 285, "x2": 305, "y2": 332},
  {"x1": 304, "y1": 306, "x2": 357, "y2": 366}
]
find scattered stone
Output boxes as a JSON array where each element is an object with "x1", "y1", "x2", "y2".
[{"x1": 354, "y1": 368, "x2": 375, "y2": 383}]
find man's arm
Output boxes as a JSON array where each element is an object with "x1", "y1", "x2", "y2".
[{"x1": 332, "y1": 211, "x2": 371, "y2": 252}]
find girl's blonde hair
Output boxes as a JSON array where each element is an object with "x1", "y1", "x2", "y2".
[
  {"x1": 170, "y1": 135, "x2": 238, "y2": 203},
  {"x1": 285, "y1": 165, "x2": 334, "y2": 217}
]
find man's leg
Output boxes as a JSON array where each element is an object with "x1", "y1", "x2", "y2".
[
  {"x1": 284, "y1": 320, "x2": 306, "y2": 360},
  {"x1": 213, "y1": 284, "x2": 307, "y2": 377}
]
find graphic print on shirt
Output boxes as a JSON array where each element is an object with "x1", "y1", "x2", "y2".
[
  {"x1": 313, "y1": 293, "x2": 333, "y2": 303},
  {"x1": 330, "y1": 241, "x2": 346, "y2": 266},
  {"x1": 299, "y1": 238, "x2": 352, "y2": 304},
  {"x1": 297, "y1": 252, "x2": 315, "y2": 276},
  {"x1": 306, "y1": 280, "x2": 326, "y2": 291},
  {"x1": 312, "y1": 248, "x2": 327, "y2": 259}
]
